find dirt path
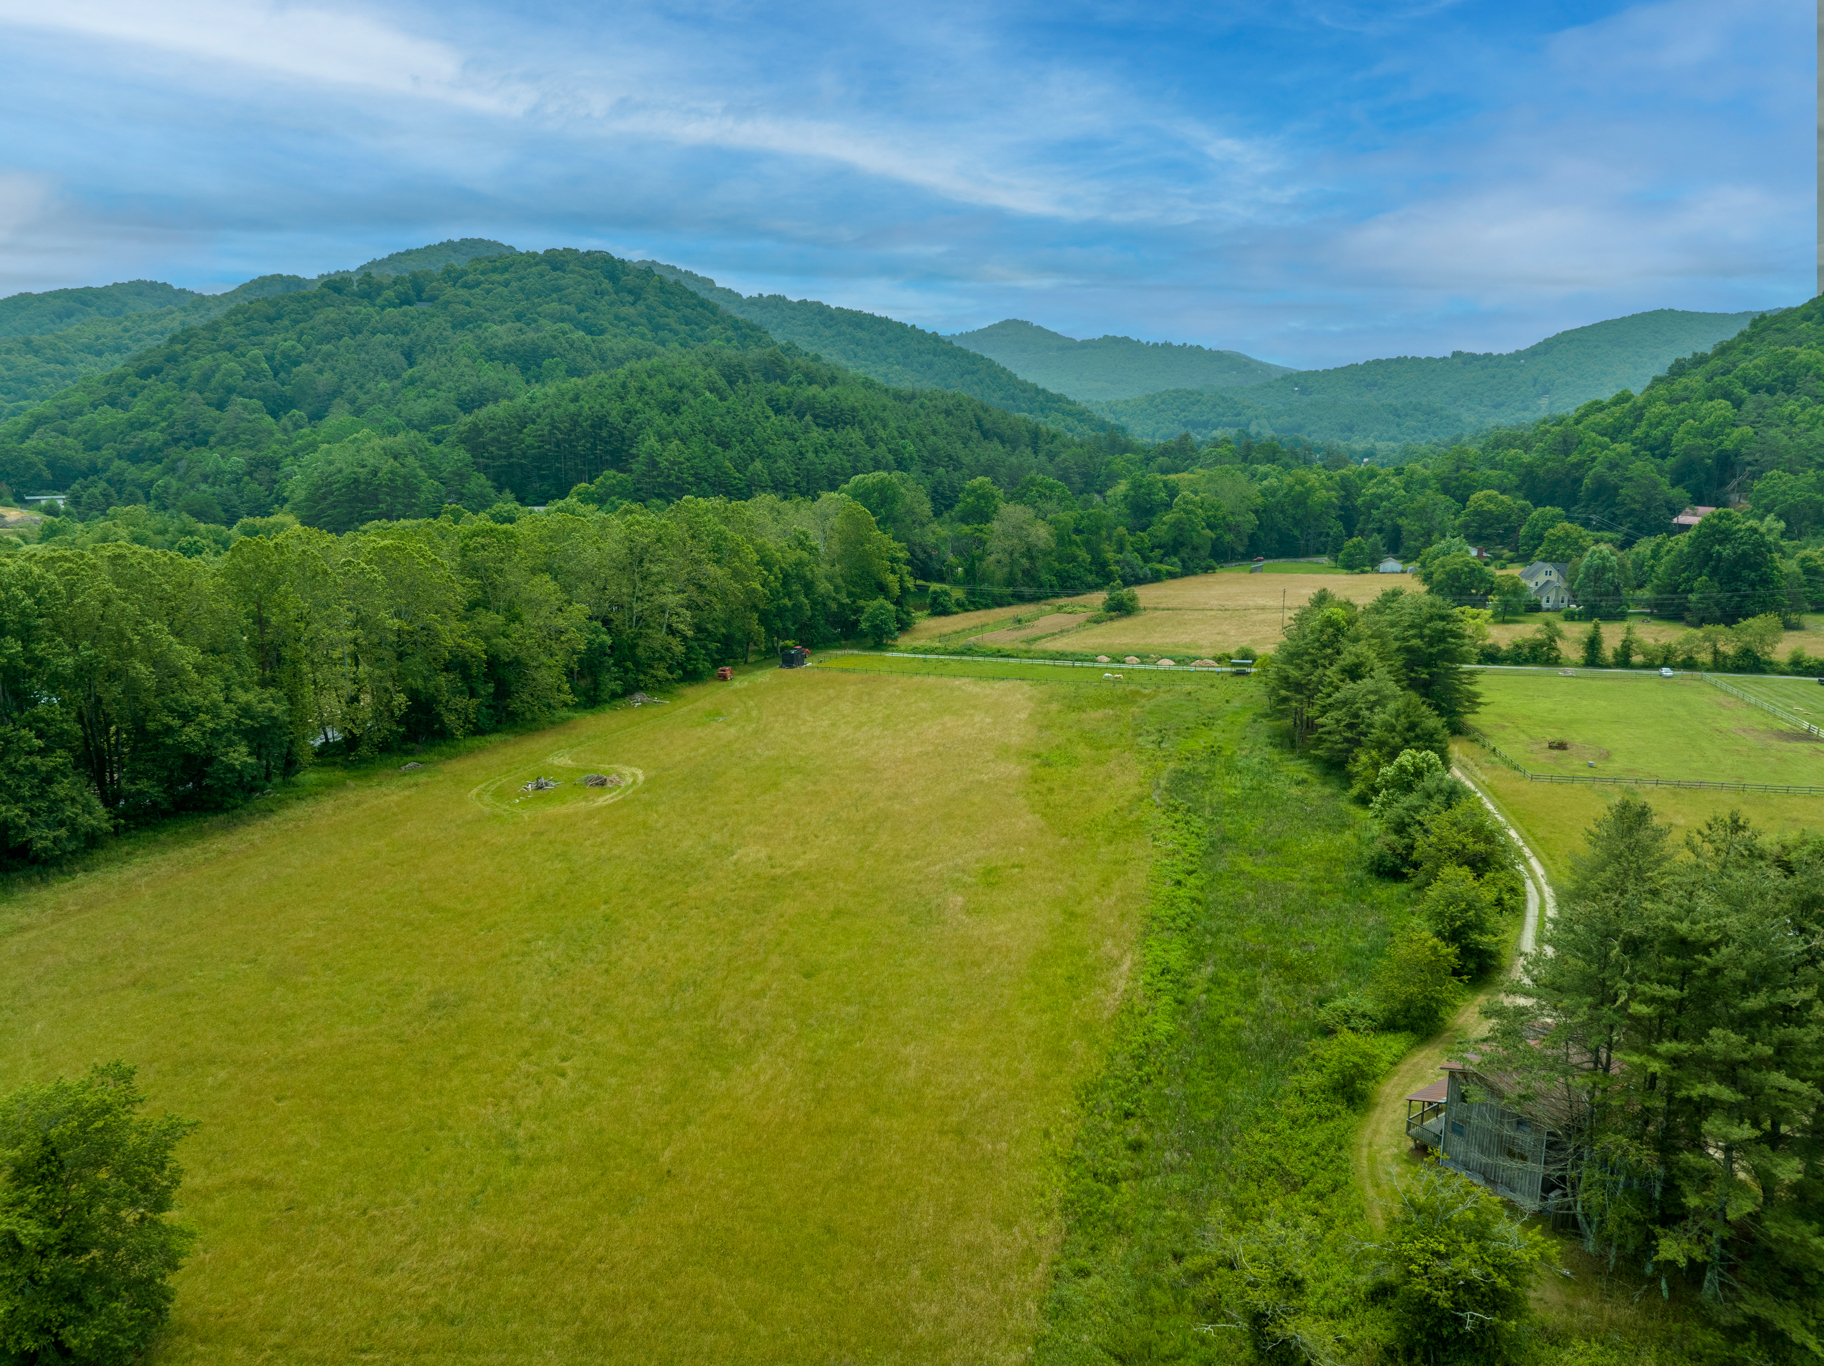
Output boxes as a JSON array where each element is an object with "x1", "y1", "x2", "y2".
[{"x1": 1351, "y1": 766, "x2": 1557, "y2": 1227}]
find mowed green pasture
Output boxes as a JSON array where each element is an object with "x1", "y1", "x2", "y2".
[
  {"x1": 1711, "y1": 672, "x2": 1824, "y2": 728},
  {"x1": 1462, "y1": 669, "x2": 1824, "y2": 879},
  {"x1": 1472, "y1": 669, "x2": 1824, "y2": 785},
  {"x1": 0, "y1": 668, "x2": 1156, "y2": 1364}
]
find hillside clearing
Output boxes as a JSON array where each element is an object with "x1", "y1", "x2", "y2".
[{"x1": 0, "y1": 668, "x2": 1155, "y2": 1365}]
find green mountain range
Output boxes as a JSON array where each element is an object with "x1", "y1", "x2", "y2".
[
  {"x1": 949, "y1": 319, "x2": 1294, "y2": 400},
  {"x1": 0, "y1": 237, "x2": 1778, "y2": 464},
  {"x1": 636, "y1": 263, "x2": 1108, "y2": 436},
  {"x1": 1085, "y1": 307, "x2": 1766, "y2": 445},
  {"x1": 0, "y1": 240, "x2": 518, "y2": 420},
  {"x1": 0, "y1": 248, "x2": 1107, "y2": 523}
]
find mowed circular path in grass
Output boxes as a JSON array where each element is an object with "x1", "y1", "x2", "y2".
[{"x1": 0, "y1": 668, "x2": 1151, "y2": 1365}]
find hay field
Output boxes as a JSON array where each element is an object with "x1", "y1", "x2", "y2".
[
  {"x1": 899, "y1": 597, "x2": 1097, "y2": 645},
  {"x1": 1039, "y1": 571, "x2": 1392, "y2": 655},
  {"x1": 973, "y1": 610, "x2": 1094, "y2": 645},
  {"x1": 0, "y1": 669, "x2": 1154, "y2": 1365}
]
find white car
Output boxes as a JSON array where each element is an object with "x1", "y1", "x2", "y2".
[{"x1": 1660, "y1": 667, "x2": 1675, "y2": 678}]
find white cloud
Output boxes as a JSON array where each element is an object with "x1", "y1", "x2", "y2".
[{"x1": 0, "y1": 0, "x2": 527, "y2": 111}]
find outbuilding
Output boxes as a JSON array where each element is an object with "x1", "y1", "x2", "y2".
[
  {"x1": 1405, "y1": 1060, "x2": 1579, "y2": 1213},
  {"x1": 1376, "y1": 556, "x2": 1404, "y2": 573}
]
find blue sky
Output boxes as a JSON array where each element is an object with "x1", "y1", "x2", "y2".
[{"x1": 0, "y1": 0, "x2": 1810, "y2": 368}]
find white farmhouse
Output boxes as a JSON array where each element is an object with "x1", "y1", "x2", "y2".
[{"x1": 1519, "y1": 560, "x2": 1572, "y2": 610}]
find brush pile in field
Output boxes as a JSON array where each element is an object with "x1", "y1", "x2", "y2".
[
  {"x1": 582, "y1": 774, "x2": 624, "y2": 788},
  {"x1": 399, "y1": 762, "x2": 424, "y2": 771},
  {"x1": 627, "y1": 692, "x2": 667, "y2": 707},
  {"x1": 521, "y1": 777, "x2": 560, "y2": 792}
]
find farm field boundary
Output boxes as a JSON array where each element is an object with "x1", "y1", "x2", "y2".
[
  {"x1": 1703, "y1": 673, "x2": 1824, "y2": 737},
  {"x1": 809, "y1": 655, "x2": 1232, "y2": 686},
  {"x1": 1464, "y1": 726, "x2": 1824, "y2": 796}
]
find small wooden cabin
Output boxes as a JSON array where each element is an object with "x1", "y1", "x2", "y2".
[
  {"x1": 779, "y1": 646, "x2": 810, "y2": 669},
  {"x1": 1404, "y1": 1062, "x2": 1575, "y2": 1212}
]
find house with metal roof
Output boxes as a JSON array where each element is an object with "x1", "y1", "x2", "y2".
[{"x1": 1405, "y1": 1060, "x2": 1582, "y2": 1212}]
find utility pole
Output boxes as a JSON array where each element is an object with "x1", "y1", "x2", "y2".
[{"x1": 1281, "y1": 588, "x2": 1287, "y2": 632}]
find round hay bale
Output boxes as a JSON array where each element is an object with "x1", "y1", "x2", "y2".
[
  {"x1": 1096, "y1": 655, "x2": 1111, "y2": 663},
  {"x1": 1124, "y1": 656, "x2": 1140, "y2": 665},
  {"x1": 1156, "y1": 658, "x2": 1175, "y2": 668}
]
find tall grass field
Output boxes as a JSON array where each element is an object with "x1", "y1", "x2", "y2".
[{"x1": 2, "y1": 668, "x2": 1162, "y2": 1364}]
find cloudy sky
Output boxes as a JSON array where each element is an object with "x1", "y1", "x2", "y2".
[{"x1": 0, "y1": 0, "x2": 1809, "y2": 367}]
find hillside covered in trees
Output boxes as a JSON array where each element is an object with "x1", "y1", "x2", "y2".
[
  {"x1": 5, "y1": 239, "x2": 1817, "y2": 630},
  {"x1": 1092, "y1": 307, "x2": 1766, "y2": 444},
  {"x1": 0, "y1": 240, "x2": 517, "y2": 420},
  {"x1": 950, "y1": 318, "x2": 1293, "y2": 400},
  {"x1": 636, "y1": 262, "x2": 1108, "y2": 436}
]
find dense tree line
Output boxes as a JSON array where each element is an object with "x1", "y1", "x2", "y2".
[
  {"x1": 0, "y1": 493, "x2": 913, "y2": 867},
  {"x1": 1264, "y1": 586, "x2": 1529, "y2": 1014},
  {"x1": 1483, "y1": 798, "x2": 1823, "y2": 1363},
  {"x1": 9, "y1": 252, "x2": 1824, "y2": 660}
]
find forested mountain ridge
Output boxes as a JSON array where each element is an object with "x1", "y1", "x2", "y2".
[
  {"x1": 0, "y1": 275, "x2": 319, "y2": 421},
  {"x1": 1092, "y1": 307, "x2": 1767, "y2": 444},
  {"x1": 446, "y1": 346, "x2": 1106, "y2": 512},
  {"x1": 330, "y1": 238, "x2": 517, "y2": 281},
  {"x1": 0, "y1": 241, "x2": 517, "y2": 420},
  {"x1": 950, "y1": 318, "x2": 1295, "y2": 400},
  {"x1": 0, "y1": 250, "x2": 772, "y2": 515},
  {"x1": 1443, "y1": 297, "x2": 1819, "y2": 535},
  {"x1": 0, "y1": 279, "x2": 201, "y2": 338},
  {"x1": 636, "y1": 262, "x2": 1110, "y2": 437},
  {"x1": 0, "y1": 248, "x2": 1135, "y2": 542}
]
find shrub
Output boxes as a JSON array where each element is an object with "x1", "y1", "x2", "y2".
[
  {"x1": 1304, "y1": 1029, "x2": 1384, "y2": 1109},
  {"x1": 1101, "y1": 583, "x2": 1140, "y2": 616},
  {"x1": 1415, "y1": 865, "x2": 1504, "y2": 978},
  {"x1": 1368, "y1": 760, "x2": 1471, "y2": 877},
  {"x1": 859, "y1": 598, "x2": 899, "y2": 646},
  {"x1": 925, "y1": 585, "x2": 957, "y2": 616},
  {"x1": 0, "y1": 1063, "x2": 197, "y2": 1365},
  {"x1": 1338, "y1": 537, "x2": 1375, "y2": 573},
  {"x1": 1412, "y1": 802, "x2": 1524, "y2": 914},
  {"x1": 1348, "y1": 695, "x2": 1452, "y2": 800},
  {"x1": 1371, "y1": 928, "x2": 1460, "y2": 1034},
  {"x1": 1316, "y1": 993, "x2": 1381, "y2": 1035},
  {"x1": 1380, "y1": 1159, "x2": 1554, "y2": 1365}
]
